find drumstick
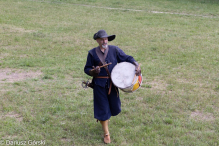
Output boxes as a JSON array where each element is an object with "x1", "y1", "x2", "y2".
[
  {"x1": 90, "y1": 62, "x2": 112, "y2": 71},
  {"x1": 132, "y1": 64, "x2": 141, "y2": 84}
]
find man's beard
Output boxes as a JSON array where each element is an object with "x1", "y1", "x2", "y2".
[{"x1": 102, "y1": 44, "x2": 107, "y2": 49}]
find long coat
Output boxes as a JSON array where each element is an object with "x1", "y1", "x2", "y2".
[{"x1": 84, "y1": 45, "x2": 136, "y2": 121}]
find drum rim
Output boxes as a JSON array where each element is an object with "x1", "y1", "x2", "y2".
[
  {"x1": 132, "y1": 74, "x2": 143, "y2": 92},
  {"x1": 120, "y1": 74, "x2": 143, "y2": 93}
]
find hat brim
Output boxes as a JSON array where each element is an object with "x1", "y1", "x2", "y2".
[
  {"x1": 94, "y1": 34, "x2": 116, "y2": 41},
  {"x1": 108, "y1": 35, "x2": 116, "y2": 41}
]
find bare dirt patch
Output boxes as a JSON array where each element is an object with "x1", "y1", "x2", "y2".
[
  {"x1": 1, "y1": 112, "x2": 23, "y2": 122},
  {"x1": 1, "y1": 135, "x2": 18, "y2": 140},
  {"x1": 0, "y1": 53, "x2": 10, "y2": 59},
  {"x1": 190, "y1": 110, "x2": 215, "y2": 122},
  {"x1": 61, "y1": 138, "x2": 71, "y2": 142},
  {"x1": 0, "y1": 68, "x2": 42, "y2": 83},
  {"x1": 136, "y1": 97, "x2": 143, "y2": 101},
  {"x1": 1, "y1": 24, "x2": 37, "y2": 33}
]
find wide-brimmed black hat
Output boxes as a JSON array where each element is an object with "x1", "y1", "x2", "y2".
[{"x1": 93, "y1": 30, "x2": 116, "y2": 41}]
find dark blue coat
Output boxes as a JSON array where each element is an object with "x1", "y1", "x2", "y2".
[
  {"x1": 84, "y1": 45, "x2": 136, "y2": 87},
  {"x1": 84, "y1": 45, "x2": 136, "y2": 121}
]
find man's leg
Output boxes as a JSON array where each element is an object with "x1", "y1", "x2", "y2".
[{"x1": 100, "y1": 120, "x2": 110, "y2": 144}]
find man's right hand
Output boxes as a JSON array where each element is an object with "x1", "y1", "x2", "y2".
[{"x1": 89, "y1": 66, "x2": 100, "y2": 77}]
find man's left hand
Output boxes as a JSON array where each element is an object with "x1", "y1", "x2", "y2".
[
  {"x1": 135, "y1": 65, "x2": 141, "y2": 76},
  {"x1": 134, "y1": 62, "x2": 141, "y2": 76}
]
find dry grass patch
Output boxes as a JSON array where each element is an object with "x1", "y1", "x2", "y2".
[
  {"x1": 136, "y1": 97, "x2": 143, "y2": 101},
  {"x1": 1, "y1": 135, "x2": 18, "y2": 140},
  {"x1": 190, "y1": 110, "x2": 215, "y2": 122},
  {"x1": 0, "y1": 68, "x2": 42, "y2": 83},
  {"x1": 1, "y1": 45, "x2": 23, "y2": 50},
  {"x1": 1, "y1": 24, "x2": 37, "y2": 33},
  {"x1": 177, "y1": 77, "x2": 217, "y2": 96},
  {"x1": 177, "y1": 78, "x2": 202, "y2": 86},
  {"x1": 0, "y1": 53, "x2": 10, "y2": 59},
  {"x1": 149, "y1": 79, "x2": 167, "y2": 91},
  {"x1": 61, "y1": 138, "x2": 71, "y2": 142},
  {"x1": 1, "y1": 112, "x2": 23, "y2": 122}
]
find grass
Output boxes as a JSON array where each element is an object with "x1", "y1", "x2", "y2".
[{"x1": 0, "y1": 0, "x2": 219, "y2": 145}]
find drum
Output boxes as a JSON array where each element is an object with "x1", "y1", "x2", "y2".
[{"x1": 111, "y1": 62, "x2": 142, "y2": 93}]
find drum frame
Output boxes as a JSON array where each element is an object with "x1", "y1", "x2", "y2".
[
  {"x1": 119, "y1": 74, "x2": 142, "y2": 93},
  {"x1": 111, "y1": 62, "x2": 142, "y2": 93}
]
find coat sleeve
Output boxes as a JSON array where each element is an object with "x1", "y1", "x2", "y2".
[
  {"x1": 116, "y1": 47, "x2": 136, "y2": 64},
  {"x1": 84, "y1": 51, "x2": 94, "y2": 76}
]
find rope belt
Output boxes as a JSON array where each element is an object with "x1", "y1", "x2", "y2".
[{"x1": 95, "y1": 76, "x2": 112, "y2": 95}]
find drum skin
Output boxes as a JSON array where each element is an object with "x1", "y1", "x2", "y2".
[{"x1": 111, "y1": 62, "x2": 142, "y2": 92}]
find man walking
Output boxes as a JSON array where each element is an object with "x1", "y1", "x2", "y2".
[{"x1": 84, "y1": 30, "x2": 141, "y2": 144}]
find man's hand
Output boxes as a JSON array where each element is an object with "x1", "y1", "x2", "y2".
[
  {"x1": 135, "y1": 65, "x2": 141, "y2": 76},
  {"x1": 92, "y1": 66, "x2": 100, "y2": 74},
  {"x1": 134, "y1": 62, "x2": 141, "y2": 76},
  {"x1": 89, "y1": 66, "x2": 100, "y2": 77}
]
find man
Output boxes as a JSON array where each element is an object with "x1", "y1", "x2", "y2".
[{"x1": 84, "y1": 30, "x2": 141, "y2": 144}]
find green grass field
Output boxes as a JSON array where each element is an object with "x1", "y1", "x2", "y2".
[{"x1": 0, "y1": 0, "x2": 219, "y2": 145}]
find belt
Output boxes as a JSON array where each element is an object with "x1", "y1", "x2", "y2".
[
  {"x1": 95, "y1": 76, "x2": 109, "y2": 79},
  {"x1": 95, "y1": 76, "x2": 112, "y2": 95}
]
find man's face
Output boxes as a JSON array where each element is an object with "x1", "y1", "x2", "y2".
[{"x1": 96, "y1": 37, "x2": 108, "y2": 49}]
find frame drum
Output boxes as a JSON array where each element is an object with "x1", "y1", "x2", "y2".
[{"x1": 111, "y1": 62, "x2": 142, "y2": 92}]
